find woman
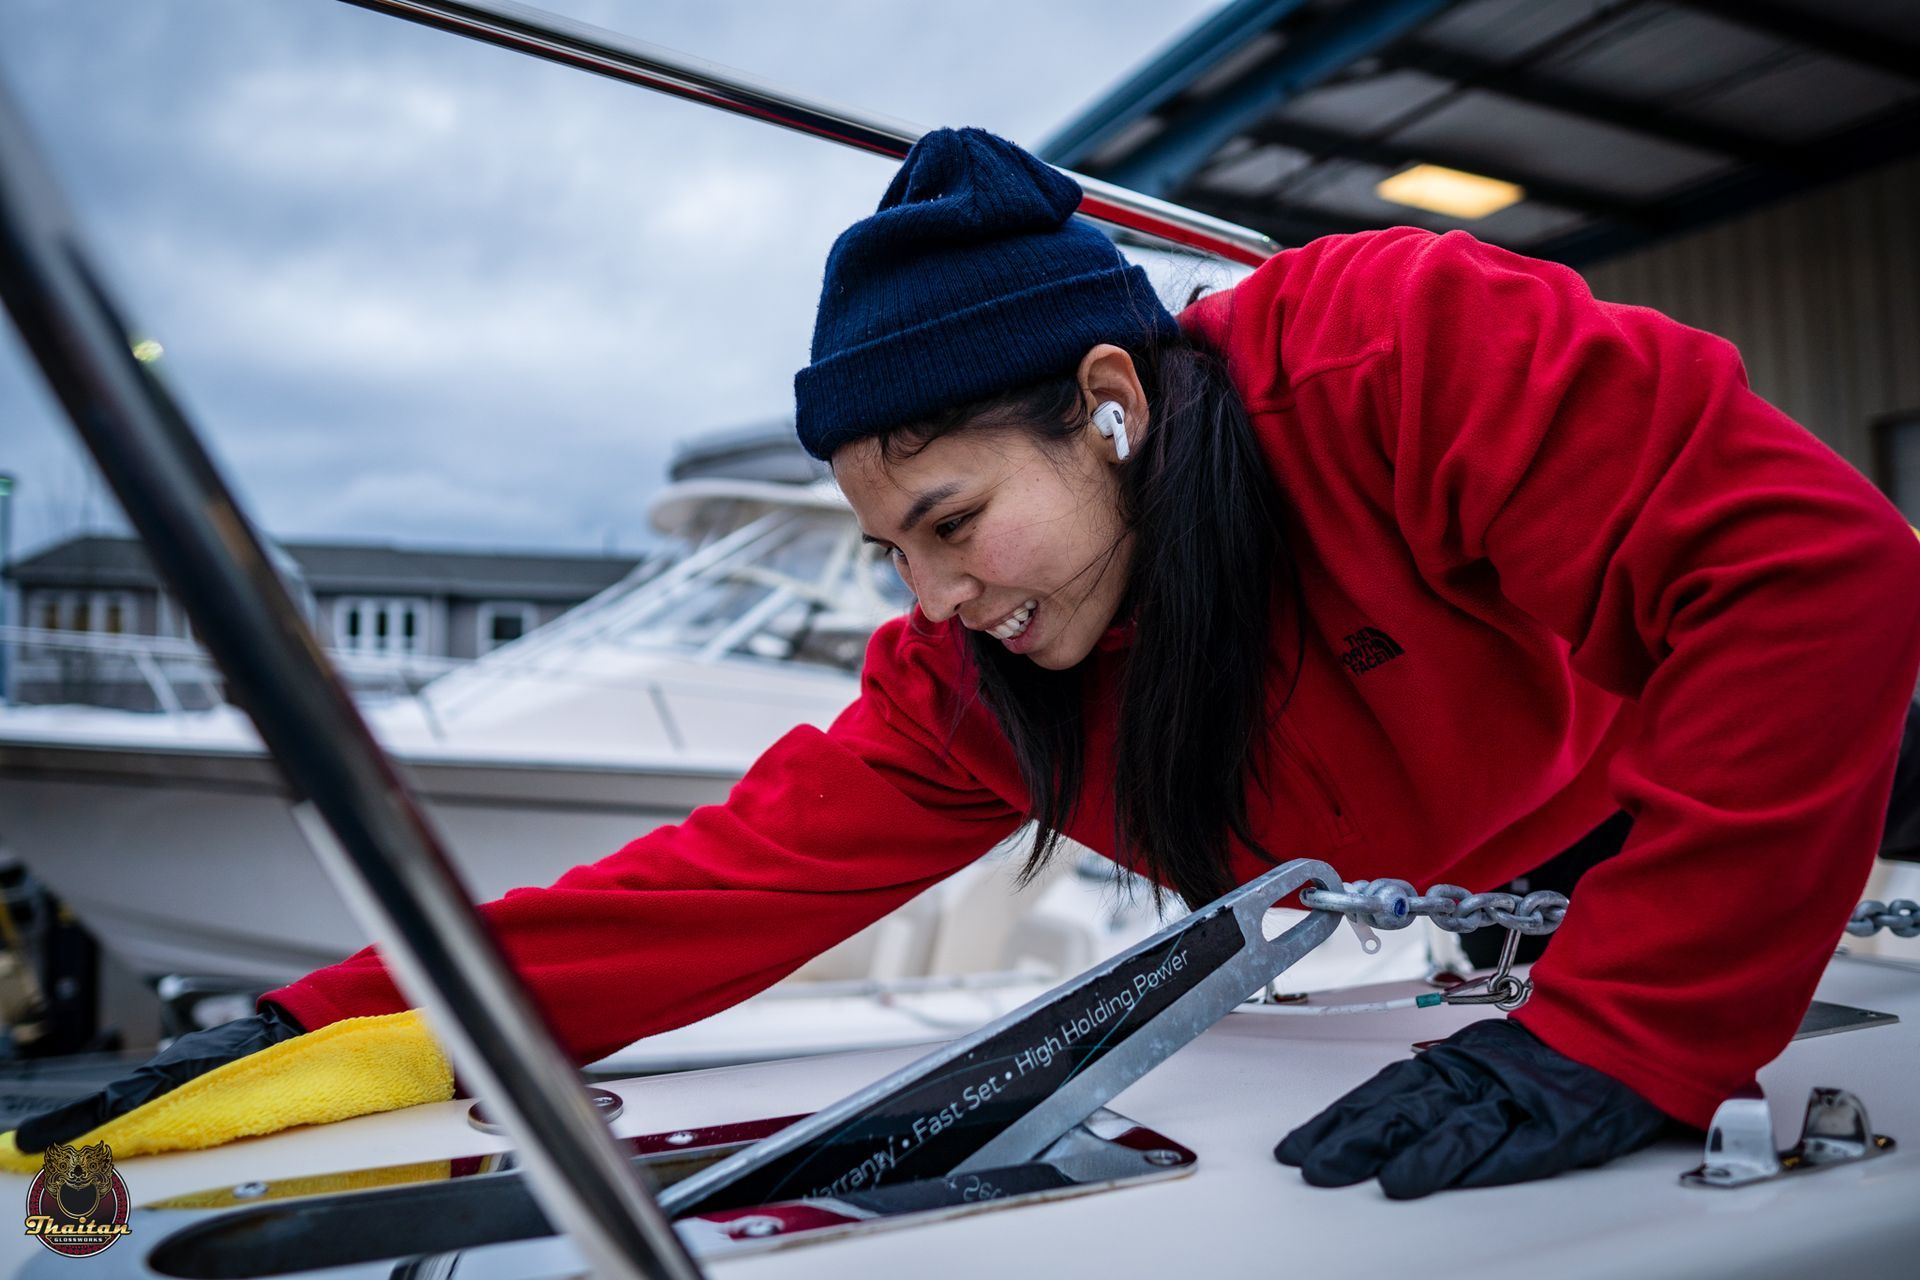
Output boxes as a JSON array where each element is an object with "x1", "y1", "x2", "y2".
[{"x1": 20, "y1": 129, "x2": 1920, "y2": 1199}]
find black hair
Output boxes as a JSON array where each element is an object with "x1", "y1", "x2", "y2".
[{"x1": 868, "y1": 331, "x2": 1304, "y2": 908}]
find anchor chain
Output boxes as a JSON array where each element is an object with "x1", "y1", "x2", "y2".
[
  {"x1": 1846, "y1": 899, "x2": 1920, "y2": 939},
  {"x1": 1308, "y1": 883, "x2": 1918, "y2": 941},
  {"x1": 1295, "y1": 884, "x2": 1915, "y2": 1014},
  {"x1": 1300, "y1": 881, "x2": 1569, "y2": 936},
  {"x1": 1295, "y1": 881, "x2": 1568, "y2": 1013}
]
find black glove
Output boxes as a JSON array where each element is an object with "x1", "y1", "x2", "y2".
[
  {"x1": 1275, "y1": 1018, "x2": 1672, "y2": 1199},
  {"x1": 14, "y1": 1004, "x2": 304, "y2": 1154}
]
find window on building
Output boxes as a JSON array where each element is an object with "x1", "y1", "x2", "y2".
[
  {"x1": 1880, "y1": 413, "x2": 1920, "y2": 525},
  {"x1": 477, "y1": 601, "x2": 538, "y2": 654},
  {"x1": 35, "y1": 591, "x2": 137, "y2": 634},
  {"x1": 334, "y1": 597, "x2": 430, "y2": 656}
]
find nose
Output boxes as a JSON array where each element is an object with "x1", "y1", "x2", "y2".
[{"x1": 912, "y1": 561, "x2": 982, "y2": 624}]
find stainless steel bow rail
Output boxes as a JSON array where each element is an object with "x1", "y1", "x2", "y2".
[
  {"x1": 333, "y1": 0, "x2": 1281, "y2": 266},
  {"x1": 0, "y1": 76, "x2": 698, "y2": 1280},
  {"x1": 660, "y1": 859, "x2": 1344, "y2": 1218}
]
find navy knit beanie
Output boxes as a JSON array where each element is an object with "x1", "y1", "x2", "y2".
[{"x1": 793, "y1": 127, "x2": 1180, "y2": 461}]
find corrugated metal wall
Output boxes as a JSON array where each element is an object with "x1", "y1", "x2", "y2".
[{"x1": 1580, "y1": 154, "x2": 1920, "y2": 486}]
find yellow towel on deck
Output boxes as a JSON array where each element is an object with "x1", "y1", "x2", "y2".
[{"x1": 0, "y1": 1010, "x2": 452, "y2": 1172}]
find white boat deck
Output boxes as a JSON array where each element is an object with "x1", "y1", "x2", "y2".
[{"x1": 8, "y1": 952, "x2": 1914, "y2": 1278}]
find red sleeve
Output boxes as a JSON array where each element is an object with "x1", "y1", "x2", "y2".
[
  {"x1": 1370, "y1": 230, "x2": 1920, "y2": 1126},
  {"x1": 264, "y1": 614, "x2": 1024, "y2": 1067}
]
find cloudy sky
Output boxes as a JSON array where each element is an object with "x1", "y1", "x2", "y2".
[{"x1": 0, "y1": 0, "x2": 1229, "y2": 561}]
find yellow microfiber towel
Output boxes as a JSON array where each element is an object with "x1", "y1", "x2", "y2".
[{"x1": 0, "y1": 1010, "x2": 452, "y2": 1173}]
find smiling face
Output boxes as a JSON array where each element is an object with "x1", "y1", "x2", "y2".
[
  {"x1": 836, "y1": 426, "x2": 1131, "y2": 670},
  {"x1": 832, "y1": 347, "x2": 1150, "y2": 671}
]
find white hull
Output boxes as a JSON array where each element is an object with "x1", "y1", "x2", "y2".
[
  {"x1": 7, "y1": 952, "x2": 1915, "y2": 1278},
  {"x1": 0, "y1": 703, "x2": 1252, "y2": 1064},
  {"x1": 0, "y1": 483, "x2": 919, "y2": 991},
  {"x1": 0, "y1": 731, "x2": 742, "y2": 985}
]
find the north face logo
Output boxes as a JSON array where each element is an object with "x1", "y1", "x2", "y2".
[{"x1": 1341, "y1": 627, "x2": 1404, "y2": 675}]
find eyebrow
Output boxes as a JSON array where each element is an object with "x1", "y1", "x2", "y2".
[{"x1": 897, "y1": 483, "x2": 963, "y2": 534}]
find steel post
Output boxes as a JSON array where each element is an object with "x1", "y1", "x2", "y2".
[
  {"x1": 335, "y1": 0, "x2": 1278, "y2": 265},
  {"x1": 0, "y1": 77, "x2": 700, "y2": 1280}
]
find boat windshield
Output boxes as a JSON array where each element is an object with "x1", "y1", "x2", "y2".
[
  {"x1": 464, "y1": 501, "x2": 912, "y2": 680},
  {"x1": 624, "y1": 509, "x2": 909, "y2": 671}
]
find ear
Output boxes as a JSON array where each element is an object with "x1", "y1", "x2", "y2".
[{"x1": 1075, "y1": 344, "x2": 1147, "y2": 464}]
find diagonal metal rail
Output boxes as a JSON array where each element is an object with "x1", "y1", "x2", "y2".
[
  {"x1": 334, "y1": 0, "x2": 1279, "y2": 265},
  {"x1": 0, "y1": 76, "x2": 700, "y2": 1280}
]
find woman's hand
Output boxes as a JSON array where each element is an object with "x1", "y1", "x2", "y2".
[
  {"x1": 13, "y1": 1004, "x2": 303, "y2": 1153},
  {"x1": 1274, "y1": 1018, "x2": 1674, "y2": 1198}
]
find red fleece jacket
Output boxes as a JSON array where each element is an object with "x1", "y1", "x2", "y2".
[{"x1": 268, "y1": 229, "x2": 1920, "y2": 1128}]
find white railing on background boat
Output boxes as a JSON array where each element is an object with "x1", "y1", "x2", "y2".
[{"x1": 0, "y1": 624, "x2": 464, "y2": 712}]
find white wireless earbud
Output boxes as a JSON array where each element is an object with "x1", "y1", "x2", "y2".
[{"x1": 1091, "y1": 400, "x2": 1130, "y2": 461}]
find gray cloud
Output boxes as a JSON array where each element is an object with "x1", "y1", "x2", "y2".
[{"x1": 0, "y1": 0, "x2": 1222, "y2": 559}]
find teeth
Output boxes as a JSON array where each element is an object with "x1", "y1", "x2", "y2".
[{"x1": 989, "y1": 600, "x2": 1038, "y2": 641}]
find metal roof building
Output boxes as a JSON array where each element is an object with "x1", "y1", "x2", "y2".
[
  {"x1": 1044, "y1": 0, "x2": 1920, "y2": 516},
  {"x1": 1044, "y1": 0, "x2": 1919, "y2": 264}
]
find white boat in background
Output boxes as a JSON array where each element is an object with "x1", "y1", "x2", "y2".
[
  {"x1": 0, "y1": 470, "x2": 878, "y2": 983},
  {"x1": 0, "y1": 406, "x2": 1902, "y2": 1073},
  {"x1": 0, "y1": 453, "x2": 1437, "y2": 1065},
  {"x1": 15, "y1": 459, "x2": 1417, "y2": 1066}
]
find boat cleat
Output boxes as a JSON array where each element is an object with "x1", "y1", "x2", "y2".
[{"x1": 1681, "y1": 1086, "x2": 1895, "y2": 1189}]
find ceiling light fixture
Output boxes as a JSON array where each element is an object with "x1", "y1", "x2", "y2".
[{"x1": 1376, "y1": 163, "x2": 1524, "y2": 219}]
